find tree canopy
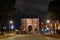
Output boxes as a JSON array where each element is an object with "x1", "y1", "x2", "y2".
[
  {"x1": 48, "y1": 0, "x2": 60, "y2": 20},
  {"x1": 0, "y1": 0, "x2": 16, "y2": 16}
]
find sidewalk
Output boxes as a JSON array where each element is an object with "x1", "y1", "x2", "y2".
[{"x1": 0, "y1": 33, "x2": 15, "y2": 39}]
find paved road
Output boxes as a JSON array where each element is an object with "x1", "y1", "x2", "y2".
[{"x1": 0, "y1": 34, "x2": 60, "y2": 40}]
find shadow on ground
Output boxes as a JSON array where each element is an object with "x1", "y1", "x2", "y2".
[{"x1": 44, "y1": 34, "x2": 60, "y2": 39}]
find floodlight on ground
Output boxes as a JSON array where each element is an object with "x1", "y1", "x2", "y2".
[{"x1": 11, "y1": 25, "x2": 14, "y2": 29}]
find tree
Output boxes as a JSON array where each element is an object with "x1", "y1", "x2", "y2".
[
  {"x1": 48, "y1": 0, "x2": 60, "y2": 20},
  {"x1": 0, "y1": 0, "x2": 16, "y2": 35},
  {"x1": 47, "y1": 11, "x2": 56, "y2": 21},
  {"x1": 47, "y1": 12, "x2": 53, "y2": 19},
  {"x1": 48, "y1": 0, "x2": 60, "y2": 33},
  {"x1": 0, "y1": 0, "x2": 16, "y2": 16}
]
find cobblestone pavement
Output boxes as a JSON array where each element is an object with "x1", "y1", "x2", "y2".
[{"x1": 0, "y1": 34, "x2": 60, "y2": 40}]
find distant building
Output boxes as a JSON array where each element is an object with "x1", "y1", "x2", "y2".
[{"x1": 20, "y1": 18, "x2": 39, "y2": 33}]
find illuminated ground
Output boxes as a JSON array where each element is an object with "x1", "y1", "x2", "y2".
[{"x1": 0, "y1": 34, "x2": 60, "y2": 40}]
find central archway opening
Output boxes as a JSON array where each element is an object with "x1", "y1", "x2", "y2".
[{"x1": 28, "y1": 25, "x2": 32, "y2": 32}]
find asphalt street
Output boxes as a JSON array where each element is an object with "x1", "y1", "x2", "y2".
[{"x1": 0, "y1": 34, "x2": 60, "y2": 40}]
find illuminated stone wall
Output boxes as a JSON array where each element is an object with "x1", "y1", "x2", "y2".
[{"x1": 21, "y1": 18, "x2": 39, "y2": 33}]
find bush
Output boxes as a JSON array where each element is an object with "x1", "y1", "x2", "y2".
[{"x1": 56, "y1": 29, "x2": 60, "y2": 34}]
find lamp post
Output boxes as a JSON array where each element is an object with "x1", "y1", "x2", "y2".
[
  {"x1": 9, "y1": 20, "x2": 13, "y2": 32},
  {"x1": 46, "y1": 20, "x2": 50, "y2": 28},
  {"x1": 46, "y1": 20, "x2": 51, "y2": 33}
]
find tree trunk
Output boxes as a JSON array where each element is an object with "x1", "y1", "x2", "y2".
[{"x1": 0, "y1": 19, "x2": 3, "y2": 35}]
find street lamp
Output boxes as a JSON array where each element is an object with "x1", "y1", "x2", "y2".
[
  {"x1": 9, "y1": 20, "x2": 14, "y2": 29},
  {"x1": 9, "y1": 20, "x2": 14, "y2": 31},
  {"x1": 46, "y1": 20, "x2": 50, "y2": 23},
  {"x1": 9, "y1": 20, "x2": 13, "y2": 24},
  {"x1": 9, "y1": 20, "x2": 15, "y2": 35}
]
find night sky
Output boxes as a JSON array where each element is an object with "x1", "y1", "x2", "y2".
[{"x1": 14, "y1": 0, "x2": 54, "y2": 19}]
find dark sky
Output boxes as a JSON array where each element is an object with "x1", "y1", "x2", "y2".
[{"x1": 15, "y1": 0, "x2": 54, "y2": 19}]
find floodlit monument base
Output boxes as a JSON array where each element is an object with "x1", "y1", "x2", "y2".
[{"x1": 20, "y1": 18, "x2": 39, "y2": 33}]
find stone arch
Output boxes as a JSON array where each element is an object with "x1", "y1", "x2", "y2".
[
  {"x1": 28, "y1": 25, "x2": 32, "y2": 32},
  {"x1": 34, "y1": 28, "x2": 37, "y2": 33}
]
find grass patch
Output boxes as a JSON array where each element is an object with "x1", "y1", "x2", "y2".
[
  {"x1": 45, "y1": 34, "x2": 60, "y2": 39},
  {"x1": 0, "y1": 35, "x2": 15, "y2": 39}
]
